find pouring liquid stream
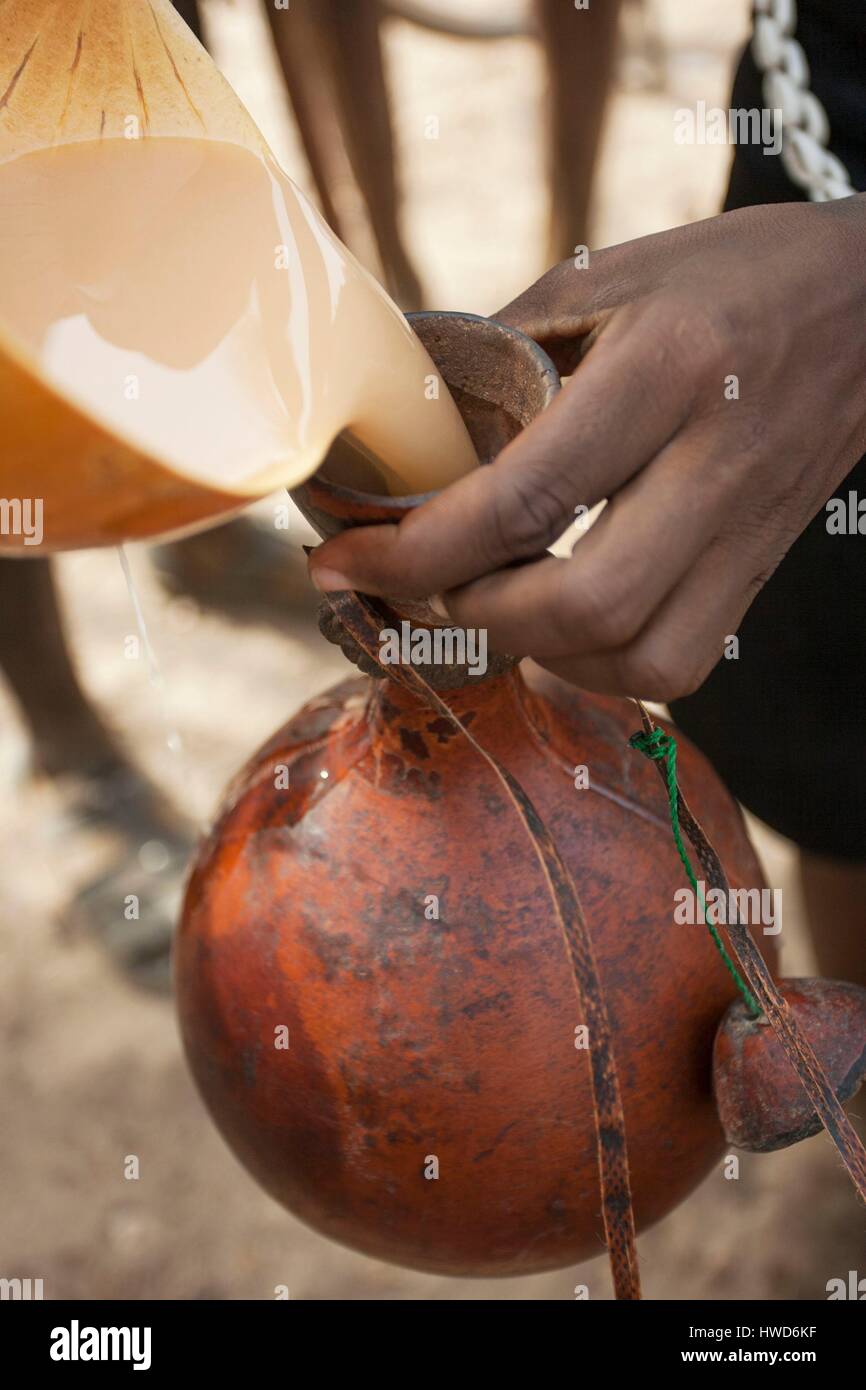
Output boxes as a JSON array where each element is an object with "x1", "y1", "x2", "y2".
[{"x1": 117, "y1": 544, "x2": 183, "y2": 760}]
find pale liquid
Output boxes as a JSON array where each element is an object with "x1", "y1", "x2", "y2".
[
  {"x1": 0, "y1": 137, "x2": 477, "y2": 499},
  {"x1": 117, "y1": 545, "x2": 182, "y2": 757}
]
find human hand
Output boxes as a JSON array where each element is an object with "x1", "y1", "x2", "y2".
[{"x1": 309, "y1": 197, "x2": 866, "y2": 701}]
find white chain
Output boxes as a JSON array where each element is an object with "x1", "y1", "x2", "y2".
[{"x1": 752, "y1": 0, "x2": 857, "y2": 201}]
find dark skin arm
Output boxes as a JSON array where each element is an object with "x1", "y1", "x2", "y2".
[{"x1": 309, "y1": 196, "x2": 866, "y2": 702}]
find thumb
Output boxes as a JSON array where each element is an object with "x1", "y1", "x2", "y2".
[
  {"x1": 494, "y1": 257, "x2": 604, "y2": 375},
  {"x1": 494, "y1": 231, "x2": 676, "y2": 374}
]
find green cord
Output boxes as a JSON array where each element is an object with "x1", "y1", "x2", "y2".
[{"x1": 629, "y1": 726, "x2": 761, "y2": 1018}]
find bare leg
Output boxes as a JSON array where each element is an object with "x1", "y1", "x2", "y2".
[
  {"x1": 0, "y1": 558, "x2": 121, "y2": 778},
  {"x1": 800, "y1": 851, "x2": 866, "y2": 988},
  {"x1": 0, "y1": 557, "x2": 189, "y2": 991},
  {"x1": 318, "y1": 0, "x2": 424, "y2": 308},
  {"x1": 535, "y1": 0, "x2": 622, "y2": 262},
  {"x1": 265, "y1": 0, "x2": 423, "y2": 307},
  {"x1": 263, "y1": 0, "x2": 355, "y2": 243},
  {"x1": 0, "y1": 555, "x2": 189, "y2": 838}
]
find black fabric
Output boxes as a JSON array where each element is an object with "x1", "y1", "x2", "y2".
[{"x1": 670, "y1": 3, "x2": 866, "y2": 860}]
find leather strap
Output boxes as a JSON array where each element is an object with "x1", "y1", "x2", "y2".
[
  {"x1": 323, "y1": 587, "x2": 642, "y2": 1300},
  {"x1": 634, "y1": 701, "x2": 866, "y2": 1204}
]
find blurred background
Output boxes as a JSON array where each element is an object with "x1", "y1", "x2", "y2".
[{"x1": 1, "y1": 0, "x2": 863, "y2": 1299}]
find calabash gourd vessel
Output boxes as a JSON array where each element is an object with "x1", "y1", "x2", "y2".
[
  {"x1": 176, "y1": 315, "x2": 772, "y2": 1275},
  {"x1": 0, "y1": 0, "x2": 269, "y2": 550}
]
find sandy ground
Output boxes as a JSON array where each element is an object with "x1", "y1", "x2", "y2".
[{"x1": 1, "y1": 0, "x2": 864, "y2": 1300}]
